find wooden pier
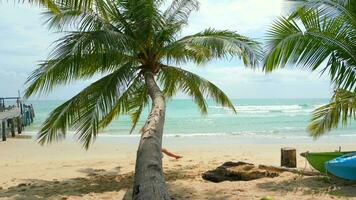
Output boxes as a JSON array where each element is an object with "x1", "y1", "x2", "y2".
[{"x1": 0, "y1": 97, "x2": 35, "y2": 141}]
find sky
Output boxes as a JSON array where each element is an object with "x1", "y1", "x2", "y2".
[{"x1": 0, "y1": 0, "x2": 332, "y2": 100}]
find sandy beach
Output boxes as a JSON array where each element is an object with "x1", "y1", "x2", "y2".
[
  {"x1": 0, "y1": 134, "x2": 355, "y2": 200},
  {"x1": 1, "y1": 0, "x2": 355, "y2": 199}
]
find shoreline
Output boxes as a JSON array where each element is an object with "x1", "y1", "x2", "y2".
[{"x1": 22, "y1": 131, "x2": 356, "y2": 145}]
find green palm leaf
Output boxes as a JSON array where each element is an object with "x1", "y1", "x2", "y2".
[
  {"x1": 159, "y1": 65, "x2": 236, "y2": 114},
  {"x1": 37, "y1": 62, "x2": 137, "y2": 149},
  {"x1": 24, "y1": 30, "x2": 134, "y2": 97},
  {"x1": 309, "y1": 89, "x2": 356, "y2": 137},
  {"x1": 265, "y1": 0, "x2": 356, "y2": 137},
  {"x1": 127, "y1": 81, "x2": 149, "y2": 134},
  {"x1": 265, "y1": 8, "x2": 355, "y2": 74},
  {"x1": 95, "y1": 76, "x2": 149, "y2": 134},
  {"x1": 288, "y1": 0, "x2": 356, "y2": 22},
  {"x1": 162, "y1": 28, "x2": 262, "y2": 66},
  {"x1": 163, "y1": 0, "x2": 199, "y2": 24}
]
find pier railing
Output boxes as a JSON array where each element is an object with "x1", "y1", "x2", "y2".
[{"x1": 0, "y1": 97, "x2": 35, "y2": 141}]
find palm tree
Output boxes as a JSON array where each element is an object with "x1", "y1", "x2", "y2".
[
  {"x1": 24, "y1": 0, "x2": 261, "y2": 199},
  {"x1": 264, "y1": 0, "x2": 356, "y2": 138}
]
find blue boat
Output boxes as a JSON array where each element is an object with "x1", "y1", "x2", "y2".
[{"x1": 326, "y1": 152, "x2": 356, "y2": 181}]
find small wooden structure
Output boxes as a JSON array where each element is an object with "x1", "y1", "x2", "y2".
[
  {"x1": 281, "y1": 147, "x2": 297, "y2": 168},
  {"x1": 0, "y1": 97, "x2": 35, "y2": 141}
]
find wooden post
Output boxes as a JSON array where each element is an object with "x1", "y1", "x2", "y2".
[
  {"x1": 17, "y1": 116, "x2": 22, "y2": 134},
  {"x1": 26, "y1": 111, "x2": 31, "y2": 126},
  {"x1": 2, "y1": 120, "x2": 6, "y2": 141},
  {"x1": 281, "y1": 147, "x2": 296, "y2": 168},
  {"x1": 24, "y1": 111, "x2": 28, "y2": 126},
  {"x1": 9, "y1": 118, "x2": 15, "y2": 137},
  {"x1": 21, "y1": 114, "x2": 25, "y2": 131},
  {"x1": 29, "y1": 111, "x2": 33, "y2": 123},
  {"x1": 31, "y1": 105, "x2": 35, "y2": 118}
]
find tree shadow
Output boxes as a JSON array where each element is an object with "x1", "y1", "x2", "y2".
[
  {"x1": 256, "y1": 175, "x2": 356, "y2": 198},
  {"x1": 121, "y1": 183, "x2": 198, "y2": 200},
  {"x1": 122, "y1": 181, "x2": 231, "y2": 200},
  {"x1": 0, "y1": 164, "x2": 201, "y2": 200},
  {"x1": 0, "y1": 167, "x2": 133, "y2": 200}
]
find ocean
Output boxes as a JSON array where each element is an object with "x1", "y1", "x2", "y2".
[{"x1": 25, "y1": 98, "x2": 356, "y2": 142}]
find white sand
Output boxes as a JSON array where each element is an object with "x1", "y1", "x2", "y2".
[{"x1": 0, "y1": 135, "x2": 355, "y2": 199}]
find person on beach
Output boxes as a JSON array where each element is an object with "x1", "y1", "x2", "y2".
[
  {"x1": 140, "y1": 127, "x2": 182, "y2": 160},
  {"x1": 162, "y1": 148, "x2": 183, "y2": 160}
]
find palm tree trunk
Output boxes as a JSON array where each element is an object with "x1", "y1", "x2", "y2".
[{"x1": 132, "y1": 70, "x2": 170, "y2": 200}]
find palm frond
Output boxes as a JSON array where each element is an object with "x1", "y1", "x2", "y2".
[
  {"x1": 26, "y1": 0, "x2": 103, "y2": 14},
  {"x1": 308, "y1": 89, "x2": 356, "y2": 137},
  {"x1": 42, "y1": 7, "x2": 116, "y2": 32},
  {"x1": 37, "y1": 62, "x2": 137, "y2": 149},
  {"x1": 96, "y1": 76, "x2": 148, "y2": 134},
  {"x1": 162, "y1": 28, "x2": 262, "y2": 66},
  {"x1": 264, "y1": 8, "x2": 356, "y2": 90},
  {"x1": 127, "y1": 80, "x2": 149, "y2": 134},
  {"x1": 159, "y1": 65, "x2": 236, "y2": 114},
  {"x1": 326, "y1": 54, "x2": 356, "y2": 90},
  {"x1": 163, "y1": 0, "x2": 199, "y2": 24},
  {"x1": 25, "y1": 30, "x2": 134, "y2": 98},
  {"x1": 288, "y1": 0, "x2": 356, "y2": 23},
  {"x1": 26, "y1": 0, "x2": 61, "y2": 13},
  {"x1": 152, "y1": 0, "x2": 200, "y2": 53},
  {"x1": 120, "y1": 0, "x2": 164, "y2": 43}
]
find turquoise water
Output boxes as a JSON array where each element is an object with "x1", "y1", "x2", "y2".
[{"x1": 26, "y1": 99, "x2": 356, "y2": 139}]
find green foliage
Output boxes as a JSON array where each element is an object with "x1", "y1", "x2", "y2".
[
  {"x1": 159, "y1": 65, "x2": 236, "y2": 114},
  {"x1": 163, "y1": 28, "x2": 262, "y2": 66},
  {"x1": 309, "y1": 89, "x2": 356, "y2": 137},
  {"x1": 25, "y1": 0, "x2": 261, "y2": 148},
  {"x1": 264, "y1": 0, "x2": 356, "y2": 137},
  {"x1": 37, "y1": 62, "x2": 137, "y2": 149}
]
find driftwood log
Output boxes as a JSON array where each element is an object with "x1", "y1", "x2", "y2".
[
  {"x1": 258, "y1": 165, "x2": 321, "y2": 176},
  {"x1": 202, "y1": 161, "x2": 321, "y2": 183},
  {"x1": 202, "y1": 162, "x2": 279, "y2": 183}
]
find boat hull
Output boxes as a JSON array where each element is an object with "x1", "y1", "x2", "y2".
[
  {"x1": 326, "y1": 153, "x2": 356, "y2": 181},
  {"x1": 300, "y1": 151, "x2": 354, "y2": 173}
]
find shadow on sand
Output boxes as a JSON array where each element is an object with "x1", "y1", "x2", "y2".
[
  {"x1": 257, "y1": 175, "x2": 356, "y2": 198},
  {"x1": 0, "y1": 165, "x2": 200, "y2": 200},
  {"x1": 2, "y1": 165, "x2": 355, "y2": 199}
]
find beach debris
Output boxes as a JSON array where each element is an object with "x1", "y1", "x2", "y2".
[
  {"x1": 281, "y1": 147, "x2": 296, "y2": 168},
  {"x1": 202, "y1": 161, "x2": 279, "y2": 183},
  {"x1": 258, "y1": 165, "x2": 321, "y2": 176},
  {"x1": 17, "y1": 183, "x2": 27, "y2": 187}
]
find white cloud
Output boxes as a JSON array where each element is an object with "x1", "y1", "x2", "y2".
[{"x1": 183, "y1": 0, "x2": 283, "y2": 35}]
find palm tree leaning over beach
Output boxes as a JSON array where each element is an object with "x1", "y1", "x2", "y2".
[
  {"x1": 264, "y1": 0, "x2": 356, "y2": 138},
  {"x1": 24, "y1": 0, "x2": 261, "y2": 199}
]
